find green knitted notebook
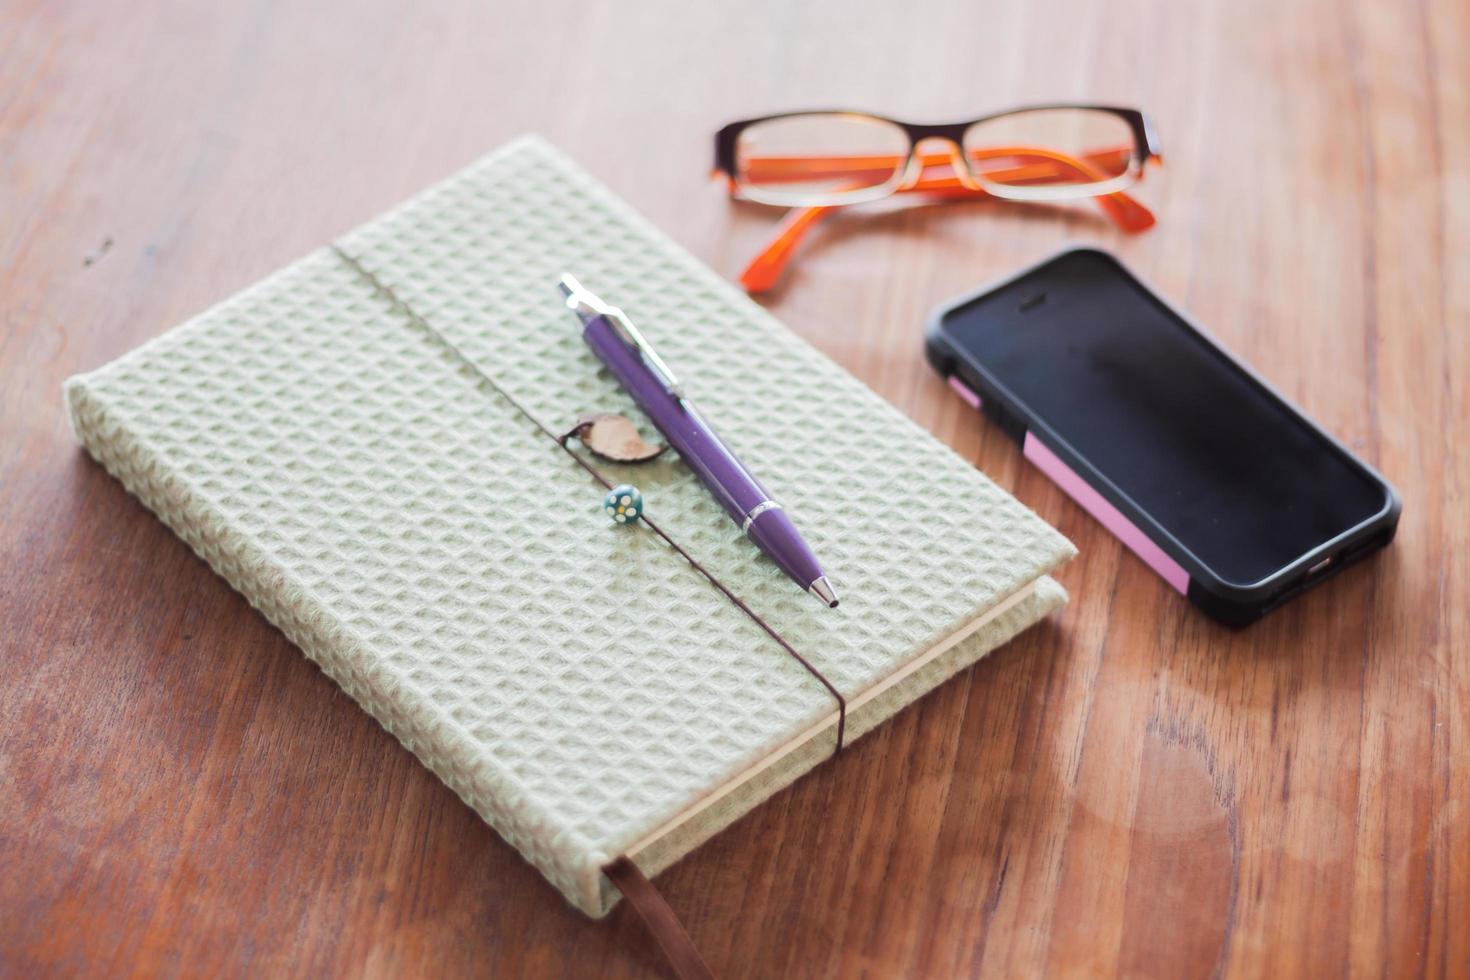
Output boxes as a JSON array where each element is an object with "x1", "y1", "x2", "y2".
[{"x1": 64, "y1": 136, "x2": 1074, "y2": 917}]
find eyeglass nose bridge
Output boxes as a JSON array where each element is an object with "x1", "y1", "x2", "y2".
[{"x1": 900, "y1": 131, "x2": 984, "y2": 192}]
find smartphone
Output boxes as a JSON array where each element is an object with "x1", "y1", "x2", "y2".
[{"x1": 925, "y1": 246, "x2": 1400, "y2": 625}]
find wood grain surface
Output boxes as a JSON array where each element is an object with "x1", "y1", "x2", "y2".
[{"x1": 2, "y1": 0, "x2": 1466, "y2": 976}]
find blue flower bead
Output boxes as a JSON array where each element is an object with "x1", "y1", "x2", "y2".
[{"x1": 604, "y1": 484, "x2": 644, "y2": 526}]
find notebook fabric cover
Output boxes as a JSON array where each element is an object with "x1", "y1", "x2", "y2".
[{"x1": 65, "y1": 136, "x2": 1074, "y2": 917}]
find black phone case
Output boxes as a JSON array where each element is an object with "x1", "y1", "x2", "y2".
[{"x1": 924, "y1": 246, "x2": 1401, "y2": 626}]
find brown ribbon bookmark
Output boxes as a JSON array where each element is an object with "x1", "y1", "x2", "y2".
[{"x1": 604, "y1": 857, "x2": 716, "y2": 980}]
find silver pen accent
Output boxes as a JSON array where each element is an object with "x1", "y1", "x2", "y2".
[
  {"x1": 740, "y1": 500, "x2": 783, "y2": 534},
  {"x1": 809, "y1": 576, "x2": 839, "y2": 608},
  {"x1": 559, "y1": 274, "x2": 683, "y2": 399}
]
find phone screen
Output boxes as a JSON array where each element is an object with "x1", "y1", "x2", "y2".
[{"x1": 942, "y1": 250, "x2": 1389, "y2": 586}]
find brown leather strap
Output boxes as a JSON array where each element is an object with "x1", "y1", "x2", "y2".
[{"x1": 604, "y1": 856, "x2": 716, "y2": 980}]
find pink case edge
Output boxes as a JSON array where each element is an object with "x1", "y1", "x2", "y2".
[{"x1": 948, "y1": 375, "x2": 1191, "y2": 595}]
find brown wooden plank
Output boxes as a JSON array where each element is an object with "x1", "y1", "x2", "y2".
[{"x1": 1, "y1": 0, "x2": 1464, "y2": 975}]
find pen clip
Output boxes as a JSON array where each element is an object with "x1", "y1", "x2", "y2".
[{"x1": 559, "y1": 274, "x2": 684, "y2": 399}]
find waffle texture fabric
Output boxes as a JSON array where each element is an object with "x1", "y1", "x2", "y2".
[{"x1": 65, "y1": 136, "x2": 1074, "y2": 917}]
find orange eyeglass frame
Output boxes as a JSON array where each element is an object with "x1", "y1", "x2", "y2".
[{"x1": 712, "y1": 106, "x2": 1164, "y2": 292}]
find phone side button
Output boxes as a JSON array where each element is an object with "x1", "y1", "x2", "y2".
[
  {"x1": 1022, "y1": 432, "x2": 1192, "y2": 595},
  {"x1": 947, "y1": 374, "x2": 983, "y2": 410}
]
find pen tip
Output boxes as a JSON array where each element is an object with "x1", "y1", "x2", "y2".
[{"x1": 809, "y1": 576, "x2": 839, "y2": 609}]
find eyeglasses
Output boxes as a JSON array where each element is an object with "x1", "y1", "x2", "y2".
[{"x1": 712, "y1": 105, "x2": 1163, "y2": 291}]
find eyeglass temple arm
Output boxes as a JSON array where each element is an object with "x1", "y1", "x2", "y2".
[{"x1": 737, "y1": 150, "x2": 1156, "y2": 293}]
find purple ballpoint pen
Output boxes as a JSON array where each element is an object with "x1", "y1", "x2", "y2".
[{"x1": 558, "y1": 274, "x2": 838, "y2": 608}]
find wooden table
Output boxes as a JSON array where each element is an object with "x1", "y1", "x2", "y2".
[{"x1": 3, "y1": 0, "x2": 1465, "y2": 976}]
